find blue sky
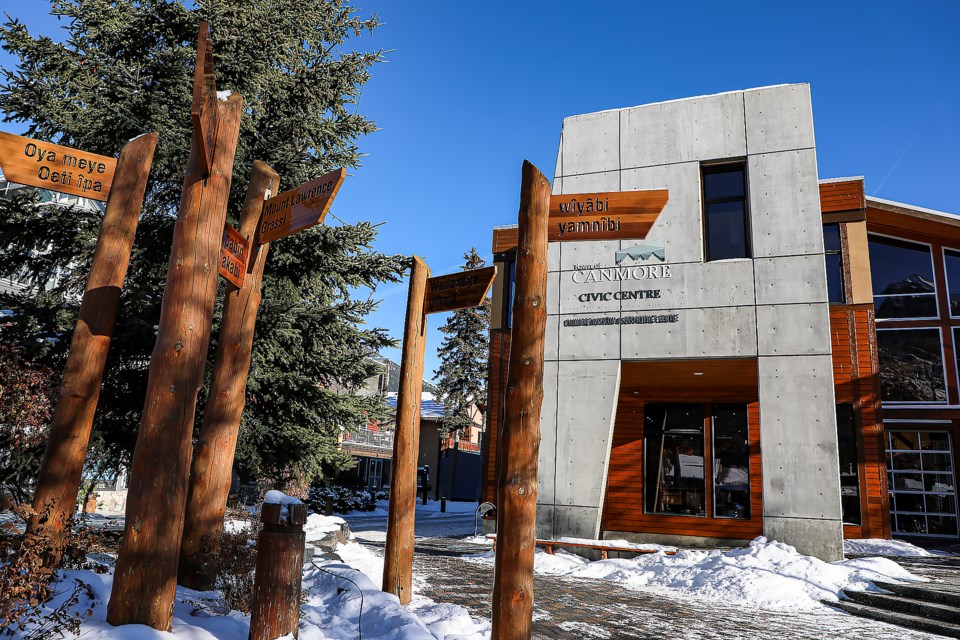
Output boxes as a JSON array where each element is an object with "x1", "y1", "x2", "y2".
[{"x1": 2, "y1": 1, "x2": 959, "y2": 381}]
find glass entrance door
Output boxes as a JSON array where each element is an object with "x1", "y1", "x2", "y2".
[{"x1": 886, "y1": 430, "x2": 959, "y2": 537}]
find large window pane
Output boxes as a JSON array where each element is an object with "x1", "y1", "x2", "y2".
[
  {"x1": 944, "y1": 249, "x2": 960, "y2": 317},
  {"x1": 644, "y1": 405, "x2": 706, "y2": 516},
  {"x1": 703, "y1": 164, "x2": 749, "y2": 261},
  {"x1": 706, "y1": 202, "x2": 748, "y2": 261},
  {"x1": 712, "y1": 405, "x2": 750, "y2": 519},
  {"x1": 868, "y1": 235, "x2": 937, "y2": 319},
  {"x1": 836, "y1": 405, "x2": 861, "y2": 525},
  {"x1": 826, "y1": 254, "x2": 845, "y2": 304},
  {"x1": 877, "y1": 329, "x2": 946, "y2": 403}
]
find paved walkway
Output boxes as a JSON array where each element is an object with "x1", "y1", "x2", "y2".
[{"x1": 361, "y1": 537, "x2": 949, "y2": 640}]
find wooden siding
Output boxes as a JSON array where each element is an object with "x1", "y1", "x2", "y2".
[
  {"x1": 601, "y1": 375, "x2": 763, "y2": 540},
  {"x1": 820, "y1": 179, "x2": 866, "y2": 213},
  {"x1": 830, "y1": 304, "x2": 890, "y2": 539},
  {"x1": 482, "y1": 329, "x2": 510, "y2": 503}
]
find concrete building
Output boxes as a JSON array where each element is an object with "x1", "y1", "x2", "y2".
[{"x1": 483, "y1": 84, "x2": 912, "y2": 561}]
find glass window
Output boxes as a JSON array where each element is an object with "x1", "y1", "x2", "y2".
[
  {"x1": 505, "y1": 259, "x2": 516, "y2": 328},
  {"x1": 712, "y1": 405, "x2": 750, "y2": 519},
  {"x1": 877, "y1": 329, "x2": 946, "y2": 403},
  {"x1": 945, "y1": 249, "x2": 960, "y2": 317},
  {"x1": 835, "y1": 404, "x2": 861, "y2": 525},
  {"x1": 868, "y1": 235, "x2": 937, "y2": 319},
  {"x1": 644, "y1": 405, "x2": 706, "y2": 516},
  {"x1": 886, "y1": 430, "x2": 958, "y2": 537},
  {"x1": 823, "y1": 224, "x2": 845, "y2": 304},
  {"x1": 703, "y1": 164, "x2": 750, "y2": 261}
]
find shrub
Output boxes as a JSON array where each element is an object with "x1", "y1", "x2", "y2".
[{"x1": 306, "y1": 484, "x2": 386, "y2": 514}]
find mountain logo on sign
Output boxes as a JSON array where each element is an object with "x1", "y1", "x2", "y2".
[{"x1": 616, "y1": 240, "x2": 665, "y2": 265}]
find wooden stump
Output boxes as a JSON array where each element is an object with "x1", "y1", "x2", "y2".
[{"x1": 249, "y1": 503, "x2": 308, "y2": 640}]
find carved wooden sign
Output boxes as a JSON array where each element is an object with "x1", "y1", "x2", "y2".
[
  {"x1": 0, "y1": 131, "x2": 117, "y2": 201},
  {"x1": 191, "y1": 21, "x2": 218, "y2": 177},
  {"x1": 424, "y1": 266, "x2": 497, "y2": 314},
  {"x1": 257, "y1": 167, "x2": 346, "y2": 244},
  {"x1": 549, "y1": 189, "x2": 668, "y2": 242},
  {"x1": 219, "y1": 223, "x2": 248, "y2": 288}
]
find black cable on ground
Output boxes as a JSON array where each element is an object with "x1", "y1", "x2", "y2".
[{"x1": 309, "y1": 559, "x2": 364, "y2": 640}]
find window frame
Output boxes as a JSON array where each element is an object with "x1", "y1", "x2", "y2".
[
  {"x1": 868, "y1": 232, "x2": 939, "y2": 322},
  {"x1": 701, "y1": 161, "x2": 751, "y2": 263},
  {"x1": 942, "y1": 246, "x2": 960, "y2": 319},
  {"x1": 823, "y1": 222, "x2": 846, "y2": 305}
]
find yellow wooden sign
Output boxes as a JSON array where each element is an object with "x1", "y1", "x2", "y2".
[{"x1": 0, "y1": 131, "x2": 117, "y2": 202}]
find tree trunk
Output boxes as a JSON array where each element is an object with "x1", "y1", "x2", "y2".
[
  {"x1": 491, "y1": 160, "x2": 550, "y2": 640},
  {"x1": 178, "y1": 160, "x2": 279, "y2": 589},
  {"x1": 382, "y1": 256, "x2": 430, "y2": 605},
  {"x1": 25, "y1": 133, "x2": 158, "y2": 559},
  {"x1": 107, "y1": 95, "x2": 243, "y2": 631}
]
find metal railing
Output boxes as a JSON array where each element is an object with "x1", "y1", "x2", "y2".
[{"x1": 340, "y1": 427, "x2": 394, "y2": 454}]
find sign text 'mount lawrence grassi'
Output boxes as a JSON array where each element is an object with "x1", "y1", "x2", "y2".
[
  {"x1": 219, "y1": 223, "x2": 249, "y2": 288},
  {"x1": 257, "y1": 167, "x2": 346, "y2": 244},
  {"x1": 425, "y1": 266, "x2": 497, "y2": 314},
  {"x1": 0, "y1": 131, "x2": 117, "y2": 202},
  {"x1": 550, "y1": 188, "x2": 668, "y2": 242}
]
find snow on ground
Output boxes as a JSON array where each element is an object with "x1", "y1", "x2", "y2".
[
  {"x1": 466, "y1": 536, "x2": 925, "y2": 610},
  {"x1": 11, "y1": 540, "x2": 487, "y2": 639},
  {"x1": 844, "y1": 537, "x2": 953, "y2": 557},
  {"x1": 304, "y1": 513, "x2": 347, "y2": 541}
]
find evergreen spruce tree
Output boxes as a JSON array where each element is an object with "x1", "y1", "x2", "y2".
[
  {"x1": 0, "y1": 0, "x2": 405, "y2": 487},
  {"x1": 433, "y1": 248, "x2": 490, "y2": 435}
]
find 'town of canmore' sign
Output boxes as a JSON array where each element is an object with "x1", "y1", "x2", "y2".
[
  {"x1": 257, "y1": 167, "x2": 346, "y2": 244},
  {"x1": 0, "y1": 131, "x2": 117, "y2": 202}
]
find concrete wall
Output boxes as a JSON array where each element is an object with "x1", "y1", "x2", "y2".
[{"x1": 540, "y1": 84, "x2": 844, "y2": 560}]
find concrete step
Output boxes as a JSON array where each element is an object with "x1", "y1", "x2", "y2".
[
  {"x1": 824, "y1": 599, "x2": 960, "y2": 639},
  {"x1": 844, "y1": 589, "x2": 960, "y2": 624},
  {"x1": 875, "y1": 580, "x2": 960, "y2": 608}
]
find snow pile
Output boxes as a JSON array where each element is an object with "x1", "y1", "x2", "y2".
[
  {"x1": 844, "y1": 537, "x2": 952, "y2": 557},
  {"x1": 468, "y1": 536, "x2": 923, "y2": 610},
  {"x1": 556, "y1": 537, "x2": 676, "y2": 553},
  {"x1": 263, "y1": 489, "x2": 302, "y2": 521},
  {"x1": 303, "y1": 513, "x2": 347, "y2": 541},
  {"x1": 15, "y1": 540, "x2": 489, "y2": 639}
]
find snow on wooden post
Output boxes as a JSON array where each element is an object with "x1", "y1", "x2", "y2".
[
  {"x1": 491, "y1": 160, "x2": 550, "y2": 640},
  {"x1": 108, "y1": 24, "x2": 244, "y2": 631},
  {"x1": 178, "y1": 161, "x2": 280, "y2": 590},
  {"x1": 25, "y1": 132, "x2": 158, "y2": 559},
  {"x1": 250, "y1": 493, "x2": 308, "y2": 640}
]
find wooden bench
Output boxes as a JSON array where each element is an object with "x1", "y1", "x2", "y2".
[{"x1": 486, "y1": 534, "x2": 677, "y2": 559}]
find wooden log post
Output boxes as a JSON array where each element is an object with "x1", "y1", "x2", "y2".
[
  {"x1": 178, "y1": 161, "x2": 280, "y2": 590},
  {"x1": 249, "y1": 502, "x2": 308, "y2": 640},
  {"x1": 107, "y1": 94, "x2": 244, "y2": 630},
  {"x1": 382, "y1": 255, "x2": 430, "y2": 605},
  {"x1": 25, "y1": 133, "x2": 158, "y2": 557},
  {"x1": 491, "y1": 160, "x2": 550, "y2": 640}
]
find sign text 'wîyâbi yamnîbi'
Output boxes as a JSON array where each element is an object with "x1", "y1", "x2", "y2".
[
  {"x1": 257, "y1": 167, "x2": 346, "y2": 244},
  {"x1": 424, "y1": 266, "x2": 497, "y2": 314},
  {"x1": 0, "y1": 131, "x2": 117, "y2": 202},
  {"x1": 549, "y1": 189, "x2": 668, "y2": 242},
  {"x1": 219, "y1": 223, "x2": 249, "y2": 288}
]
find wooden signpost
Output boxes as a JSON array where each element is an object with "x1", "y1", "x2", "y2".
[
  {"x1": 24, "y1": 132, "x2": 158, "y2": 559},
  {"x1": 491, "y1": 161, "x2": 551, "y2": 640},
  {"x1": 257, "y1": 167, "x2": 346, "y2": 244},
  {"x1": 219, "y1": 223, "x2": 249, "y2": 288},
  {"x1": 0, "y1": 131, "x2": 118, "y2": 201},
  {"x1": 191, "y1": 22, "x2": 218, "y2": 178},
  {"x1": 108, "y1": 23, "x2": 244, "y2": 631},
  {"x1": 383, "y1": 260, "x2": 496, "y2": 604},
  {"x1": 178, "y1": 161, "x2": 279, "y2": 590}
]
